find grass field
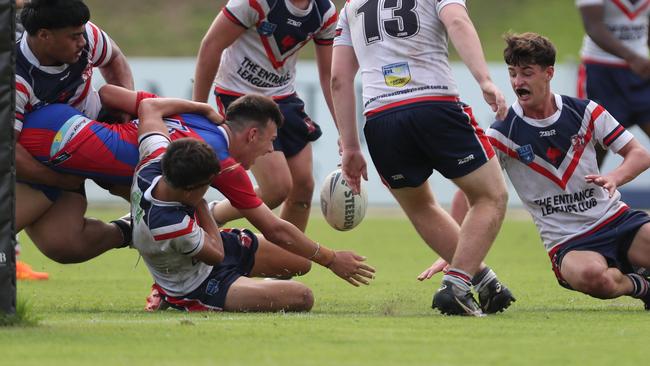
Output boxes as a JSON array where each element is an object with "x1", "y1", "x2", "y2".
[{"x1": 1, "y1": 206, "x2": 647, "y2": 365}]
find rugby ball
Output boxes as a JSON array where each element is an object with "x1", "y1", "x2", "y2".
[{"x1": 319, "y1": 169, "x2": 368, "y2": 231}]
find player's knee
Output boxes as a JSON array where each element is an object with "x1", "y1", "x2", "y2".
[
  {"x1": 293, "y1": 258, "x2": 312, "y2": 276},
  {"x1": 261, "y1": 181, "x2": 292, "y2": 209},
  {"x1": 292, "y1": 285, "x2": 314, "y2": 312},
  {"x1": 290, "y1": 173, "x2": 314, "y2": 199},
  {"x1": 577, "y1": 266, "x2": 617, "y2": 299}
]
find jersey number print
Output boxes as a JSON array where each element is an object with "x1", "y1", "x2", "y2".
[{"x1": 356, "y1": 0, "x2": 420, "y2": 44}]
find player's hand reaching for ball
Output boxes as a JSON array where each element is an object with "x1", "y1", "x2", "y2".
[
  {"x1": 341, "y1": 148, "x2": 367, "y2": 195},
  {"x1": 328, "y1": 250, "x2": 375, "y2": 286}
]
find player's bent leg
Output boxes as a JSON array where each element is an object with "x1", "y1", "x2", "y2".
[
  {"x1": 249, "y1": 234, "x2": 312, "y2": 278},
  {"x1": 281, "y1": 144, "x2": 314, "y2": 232},
  {"x1": 24, "y1": 191, "x2": 126, "y2": 263},
  {"x1": 251, "y1": 151, "x2": 292, "y2": 209},
  {"x1": 451, "y1": 157, "x2": 508, "y2": 276},
  {"x1": 224, "y1": 276, "x2": 314, "y2": 312},
  {"x1": 212, "y1": 151, "x2": 291, "y2": 226},
  {"x1": 389, "y1": 183, "x2": 459, "y2": 262},
  {"x1": 450, "y1": 189, "x2": 469, "y2": 226},
  {"x1": 560, "y1": 250, "x2": 633, "y2": 299},
  {"x1": 16, "y1": 183, "x2": 54, "y2": 231},
  {"x1": 627, "y1": 223, "x2": 650, "y2": 268}
]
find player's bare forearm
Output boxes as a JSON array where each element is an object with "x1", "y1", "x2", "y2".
[
  {"x1": 440, "y1": 5, "x2": 491, "y2": 86},
  {"x1": 579, "y1": 5, "x2": 641, "y2": 63},
  {"x1": 610, "y1": 140, "x2": 650, "y2": 187},
  {"x1": 100, "y1": 44, "x2": 134, "y2": 90},
  {"x1": 138, "y1": 98, "x2": 221, "y2": 124},
  {"x1": 193, "y1": 13, "x2": 246, "y2": 102},
  {"x1": 99, "y1": 85, "x2": 138, "y2": 115},
  {"x1": 316, "y1": 44, "x2": 338, "y2": 130},
  {"x1": 331, "y1": 46, "x2": 360, "y2": 150}
]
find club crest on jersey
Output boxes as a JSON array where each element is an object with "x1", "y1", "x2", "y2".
[
  {"x1": 571, "y1": 134, "x2": 586, "y2": 153},
  {"x1": 257, "y1": 21, "x2": 277, "y2": 36},
  {"x1": 516, "y1": 144, "x2": 535, "y2": 164},
  {"x1": 382, "y1": 62, "x2": 412, "y2": 87}
]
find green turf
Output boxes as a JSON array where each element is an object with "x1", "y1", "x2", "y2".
[
  {"x1": 2, "y1": 207, "x2": 646, "y2": 365},
  {"x1": 81, "y1": 0, "x2": 584, "y2": 60}
]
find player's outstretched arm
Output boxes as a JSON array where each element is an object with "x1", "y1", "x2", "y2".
[
  {"x1": 193, "y1": 13, "x2": 247, "y2": 102},
  {"x1": 331, "y1": 45, "x2": 367, "y2": 193},
  {"x1": 579, "y1": 5, "x2": 650, "y2": 78},
  {"x1": 100, "y1": 85, "x2": 223, "y2": 124},
  {"x1": 439, "y1": 4, "x2": 507, "y2": 120},
  {"x1": 241, "y1": 204, "x2": 376, "y2": 286},
  {"x1": 586, "y1": 138, "x2": 650, "y2": 197}
]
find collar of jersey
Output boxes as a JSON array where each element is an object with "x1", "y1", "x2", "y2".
[
  {"x1": 144, "y1": 175, "x2": 185, "y2": 207},
  {"x1": 285, "y1": 0, "x2": 313, "y2": 18},
  {"x1": 512, "y1": 94, "x2": 563, "y2": 128},
  {"x1": 21, "y1": 35, "x2": 70, "y2": 74}
]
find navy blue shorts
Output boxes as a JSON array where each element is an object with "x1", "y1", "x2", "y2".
[
  {"x1": 163, "y1": 228, "x2": 259, "y2": 311},
  {"x1": 363, "y1": 101, "x2": 495, "y2": 188},
  {"x1": 579, "y1": 62, "x2": 650, "y2": 128},
  {"x1": 551, "y1": 208, "x2": 650, "y2": 289},
  {"x1": 216, "y1": 93, "x2": 322, "y2": 158},
  {"x1": 18, "y1": 181, "x2": 86, "y2": 202}
]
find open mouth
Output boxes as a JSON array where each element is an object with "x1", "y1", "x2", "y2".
[{"x1": 515, "y1": 88, "x2": 531, "y2": 98}]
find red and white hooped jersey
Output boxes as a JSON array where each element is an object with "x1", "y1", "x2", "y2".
[
  {"x1": 577, "y1": 0, "x2": 650, "y2": 65},
  {"x1": 215, "y1": 0, "x2": 337, "y2": 97},
  {"x1": 333, "y1": 0, "x2": 463, "y2": 115},
  {"x1": 15, "y1": 22, "x2": 114, "y2": 135},
  {"x1": 487, "y1": 94, "x2": 633, "y2": 253}
]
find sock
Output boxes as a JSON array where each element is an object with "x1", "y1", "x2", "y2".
[
  {"x1": 627, "y1": 273, "x2": 649, "y2": 299},
  {"x1": 472, "y1": 267, "x2": 498, "y2": 294},
  {"x1": 443, "y1": 268, "x2": 472, "y2": 292}
]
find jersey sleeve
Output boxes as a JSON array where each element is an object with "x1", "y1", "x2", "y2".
[
  {"x1": 434, "y1": 0, "x2": 466, "y2": 15},
  {"x1": 148, "y1": 208, "x2": 205, "y2": 257},
  {"x1": 169, "y1": 221, "x2": 205, "y2": 256},
  {"x1": 590, "y1": 103, "x2": 633, "y2": 153},
  {"x1": 314, "y1": 2, "x2": 338, "y2": 45},
  {"x1": 211, "y1": 157, "x2": 263, "y2": 209},
  {"x1": 85, "y1": 22, "x2": 114, "y2": 68},
  {"x1": 14, "y1": 75, "x2": 36, "y2": 135},
  {"x1": 223, "y1": 0, "x2": 260, "y2": 28},
  {"x1": 333, "y1": 6, "x2": 352, "y2": 47},
  {"x1": 137, "y1": 133, "x2": 170, "y2": 165},
  {"x1": 576, "y1": 0, "x2": 603, "y2": 8}
]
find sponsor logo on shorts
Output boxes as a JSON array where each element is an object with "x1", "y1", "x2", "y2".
[
  {"x1": 382, "y1": 62, "x2": 412, "y2": 87},
  {"x1": 0, "y1": 252, "x2": 6, "y2": 265},
  {"x1": 391, "y1": 174, "x2": 405, "y2": 181},
  {"x1": 206, "y1": 278, "x2": 220, "y2": 295},
  {"x1": 457, "y1": 154, "x2": 475, "y2": 165},
  {"x1": 516, "y1": 144, "x2": 535, "y2": 164}
]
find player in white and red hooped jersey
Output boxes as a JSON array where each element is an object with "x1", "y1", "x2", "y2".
[
  {"x1": 193, "y1": 0, "x2": 339, "y2": 234},
  {"x1": 332, "y1": 0, "x2": 514, "y2": 316},
  {"x1": 576, "y1": 0, "x2": 650, "y2": 166},
  {"x1": 14, "y1": 0, "x2": 133, "y2": 282},
  {"x1": 489, "y1": 33, "x2": 650, "y2": 309}
]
